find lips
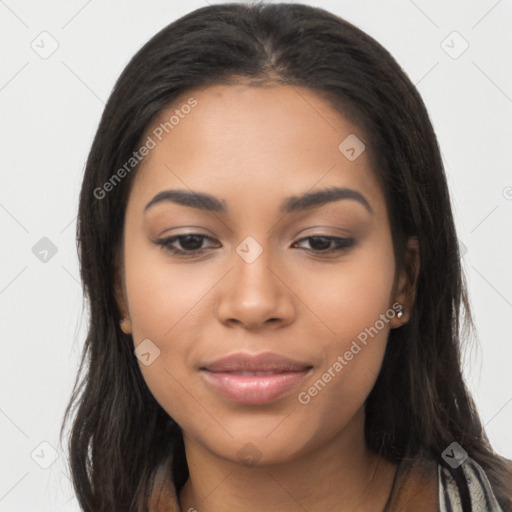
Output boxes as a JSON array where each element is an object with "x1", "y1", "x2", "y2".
[{"x1": 200, "y1": 352, "x2": 313, "y2": 405}]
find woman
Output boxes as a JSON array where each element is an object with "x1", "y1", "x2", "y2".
[{"x1": 61, "y1": 3, "x2": 512, "y2": 511}]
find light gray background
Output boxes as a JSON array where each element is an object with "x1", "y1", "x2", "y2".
[{"x1": 1, "y1": 0, "x2": 511, "y2": 510}]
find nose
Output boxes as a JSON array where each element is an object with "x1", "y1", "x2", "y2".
[{"x1": 215, "y1": 245, "x2": 296, "y2": 331}]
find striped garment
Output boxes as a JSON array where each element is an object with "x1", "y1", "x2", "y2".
[{"x1": 439, "y1": 456, "x2": 504, "y2": 511}]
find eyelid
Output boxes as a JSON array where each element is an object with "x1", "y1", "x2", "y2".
[
  {"x1": 152, "y1": 232, "x2": 355, "y2": 258},
  {"x1": 293, "y1": 225, "x2": 354, "y2": 238}
]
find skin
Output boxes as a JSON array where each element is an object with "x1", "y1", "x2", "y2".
[{"x1": 116, "y1": 83, "x2": 420, "y2": 511}]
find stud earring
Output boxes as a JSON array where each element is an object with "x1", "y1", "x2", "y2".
[
  {"x1": 120, "y1": 317, "x2": 132, "y2": 334},
  {"x1": 397, "y1": 305, "x2": 404, "y2": 319}
]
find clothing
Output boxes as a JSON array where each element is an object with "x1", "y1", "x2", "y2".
[
  {"x1": 148, "y1": 454, "x2": 505, "y2": 511},
  {"x1": 439, "y1": 457, "x2": 504, "y2": 512}
]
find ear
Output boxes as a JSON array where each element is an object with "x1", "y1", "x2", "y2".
[
  {"x1": 113, "y1": 256, "x2": 130, "y2": 321},
  {"x1": 114, "y1": 280, "x2": 129, "y2": 319},
  {"x1": 389, "y1": 236, "x2": 420, "y2": 329}
]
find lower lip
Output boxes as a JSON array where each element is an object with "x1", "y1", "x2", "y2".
[{"x1": 201, "y1": 369, "x2": 311, "y2": 404}]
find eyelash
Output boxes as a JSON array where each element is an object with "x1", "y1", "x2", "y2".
[{"x1": 153, "y1": 233, "x2": 355, "y2": 258}]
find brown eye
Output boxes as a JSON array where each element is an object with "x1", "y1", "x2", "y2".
[
  {"x1": 153, "y1": 234, "x2": 355, "y2": 258},
  {"x1": 293, "y1": 236, "x2": 355, "y2": 254},
  {"x1": 153, "y1": 234, "x2": 218, "y2": 256}
]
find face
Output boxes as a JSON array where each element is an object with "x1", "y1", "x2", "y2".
[{"x1": 117, "y1": 83, "x2": 413, "y2": 465}]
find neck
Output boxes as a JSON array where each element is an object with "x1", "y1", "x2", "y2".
[{"x1": 178, "y1": 408, "x2": 397, "y2": 512}]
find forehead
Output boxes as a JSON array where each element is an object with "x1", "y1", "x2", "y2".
[{"x1": 128, "y1": 84, "x2": 386, "y2": 218}]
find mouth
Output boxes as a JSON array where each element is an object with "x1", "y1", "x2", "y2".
[{"x1": 199, "y1": 352, "x2": 313, "y2": 405}]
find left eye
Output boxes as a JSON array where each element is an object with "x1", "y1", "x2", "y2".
[
  {"x1": 293, "y1": 235, "x2": 355, "y2": 253},
  {"x1": 153, "y1": 234, "x2": 354, "y2": 257}
]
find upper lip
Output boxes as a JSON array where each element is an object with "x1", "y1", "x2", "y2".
[{"x1": 200, "y1": 352, "x2": 313, "y2": 373}]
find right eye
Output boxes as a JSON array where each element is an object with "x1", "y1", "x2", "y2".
[{"x1": 153, "y1": 234, "x2": 219, "y2": 257}]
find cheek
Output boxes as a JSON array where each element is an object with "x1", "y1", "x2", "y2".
[
  {"x1": 296, "y1": 238, "x2": 395, "y2": 409},
  {"x1": 300, "y1": 237, "x2": 396, "y2": 345},
  {"x1": 123, "y1": 241, "x2": 221, "y2": 424},
  {"x1": 124, "y1": 237, "x2": 214, "y2": 342}
]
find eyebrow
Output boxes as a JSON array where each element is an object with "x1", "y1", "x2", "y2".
[{"x1": 144, "y1": 186, "x2": 373, "y2": 215}]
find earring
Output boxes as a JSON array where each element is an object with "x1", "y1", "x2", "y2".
[
  {"x1": 397, "y1": 305, "x2": 404, "y2": 319},
  {"x1": 120, "y1": 317, "x2": 132, "y2": 334}
]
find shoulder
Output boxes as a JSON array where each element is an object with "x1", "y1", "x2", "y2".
[{"x1": 438, "y1": 456, "x2": 505, "y2": 512}]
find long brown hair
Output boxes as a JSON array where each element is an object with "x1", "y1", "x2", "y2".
[{"x1": 61, "y1": 3, "x2": 512, "y2": 510}]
